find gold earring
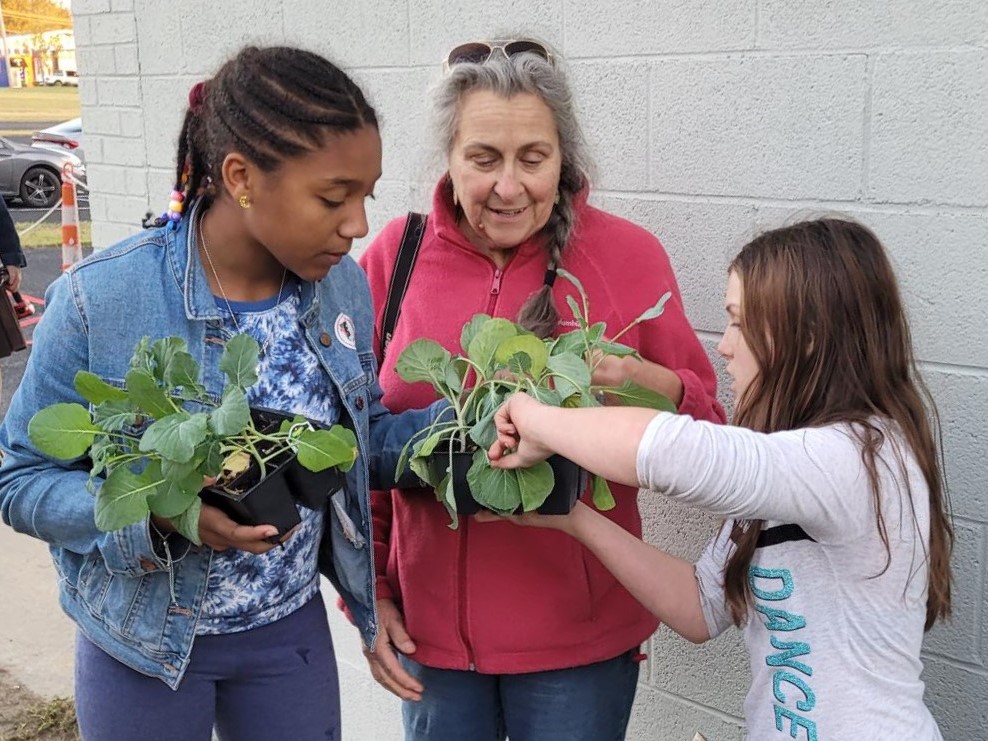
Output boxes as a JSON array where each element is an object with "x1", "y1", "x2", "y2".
[
  {"x1": 238, "y1": 194, "x2": 251, "y2": 209},
  {"x1": 554, "y1": 192, "x2": 560, "y2": 205}
]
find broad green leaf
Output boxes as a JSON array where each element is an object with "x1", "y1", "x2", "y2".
[
  {"x1": 529, "y1": 386, "x2": 562, "y2": 407},
  {"x1": 92, "y1": 399, "x2": 139, "y2": 433},
  {"x1": 467, "y1": 319, "x2": 518, "y2": 374},
  {"x1": 411, "y1": 454, "x2": 440, "y2": 488},
  {"x1": 505, "y1": 352, "x2": 533, "y2": 377},
  {"x1": 125, "y1": 370, "x2": 174, "y2": 419},
  {"x1": 209, "y1": 387, "x2": 251, "y2": 437},
  {"x1": 586, "y1": 322, "x2": 607, "y2": 347},
  {"x1": 128, "y1": 336, "x2": 153, "y2": 373},
  {"x1": 436, "y1": 473, "x2": 459, "y2": 530},
  {"x1": 467, "y1": 451, "x2": 520, "y2": 513},
  {"x1": 150, "y1": 337, "x2": 191, "y2": 384},
  {"x1": 444, "y1": 362, "x2": 463, "y2": 396},
  {"x1": 195, "y1": 440, "x2": 225, "y2": 478},
  {"x1": 95, "y1": 466, "x2": 156, "y2": 531},
  {"x1": 550, "y1": 331, "x2": 587, "y2": 358},
  {"x1": 592, "y1": 475, "x2": 616, "y2": 511},
  {"x1": 517, "y1": 461, "x2": 555, "y2": 512},
  {"x1": 634, "y1": 291, "x2": 673, "y2": 324},
  {"x1": 28, "y1": 403, "x2": 99, "y2": 459},
  {"x1": 74, "y1": 371, "x2": 128, "y2": 405},
  {"x1": 295, "y1": 426, "x2": 359, "y2": 473},
  {"x1": 163, "y1": 351, "x2": 202, "y2": 392},
  {"x1": 494, "y1": 335, "x2": 548, "y2": 376},
  {"x1": 146, "y1": 460, "x2": 202, "y2": 518},
  {"x1": 460, "y1": 314, "x2": 492, "y2": 355},
  {"x1": 395, "y1": 339, "x2": 451, "y2": 389},
  {"x1": 139, "y1": 412, "x2": 209, "y2": 463},
  {"x1": 467, "y1": 392, "x2": 502, "y2": 450},
  {"x1": 602, "y1": 381, "x2": 677, "y2": 412},
  {"x1": 89, "y1": 436, "x2": 116, "y2": 478},
  {"x1": 546, "y1": 352, "x2": 592, "y2": 401},
  {"x1": 171, "y1": 496, "x2": 203, "y2": 545},
  {"x1": 219, "y1": 333, "x2": 260, "y2": 388}
]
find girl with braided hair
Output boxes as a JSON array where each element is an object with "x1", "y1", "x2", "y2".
[
  {"x1": 0, "y1": 45, "x2": 444, "y2": 740},
  {"x1": 357, "y1": 38, "x2": 725, "y2": 741}
]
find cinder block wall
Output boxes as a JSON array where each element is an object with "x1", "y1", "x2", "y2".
[{"x1": 71, "y1": 1, "x2": 987, "y2": 738}]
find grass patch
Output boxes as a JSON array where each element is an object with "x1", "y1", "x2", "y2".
[
  {"x1": 17, "y1": 222, "x2": 92, "y2": 250},
  {"x1": 0, "y1": 88, "x2": 80, "y2": 124},
  {"x1": 3, "y1": 696, "x2": 79, "y2": 741}
]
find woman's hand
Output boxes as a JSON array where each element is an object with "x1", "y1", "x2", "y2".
[
  {"x1": 473, "y1": 502, "x2": 584, "y2": 535},
  {"x1": 153, "y1": 479, "x2": 294, "y2": 554},
  {"x1": 4, "y1": 266, "x2": 22, "y2": 293},
  {"x1": 486, "y1": 392, "x2": 555, "y2": 469},
  {"x1": 362, "y1": 598, "x2": 423, "y2": 701}
]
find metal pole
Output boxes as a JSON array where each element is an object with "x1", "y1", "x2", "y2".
[{"x1": 0, "y1": 0, "x2": 12, "y2": 87}]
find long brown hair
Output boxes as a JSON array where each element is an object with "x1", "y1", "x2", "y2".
[{"x1": 722, "y1": 218, "x2": 953, "y2": 631}]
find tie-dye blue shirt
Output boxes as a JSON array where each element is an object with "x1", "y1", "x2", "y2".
[{"x1": 197, "y1": 280, "x2": 341, "y2": 635}]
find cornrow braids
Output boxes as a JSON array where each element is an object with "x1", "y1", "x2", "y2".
[{"x1": 146, "y1": 46, "x2": 377, "y2": 229}]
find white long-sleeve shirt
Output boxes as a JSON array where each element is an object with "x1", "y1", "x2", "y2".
[{"x1": 637, "y1": 414, "x2": 942, "y2": 741}]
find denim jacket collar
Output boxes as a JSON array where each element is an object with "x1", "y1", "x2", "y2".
[{"x1": 168, "y1": 199, "x2": 321, "y2": 327}]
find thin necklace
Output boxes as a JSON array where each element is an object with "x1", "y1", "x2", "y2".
[{"x1": 198, "y1": 212, "x2": 287, "y2": 357}]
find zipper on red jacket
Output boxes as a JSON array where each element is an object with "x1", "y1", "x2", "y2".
[
  {"x1": 457, "y1": 519, "x2": 477, "y2": 670},
  {"x1": 485, "y1": 269, "x2": 503, "y2": 315}
]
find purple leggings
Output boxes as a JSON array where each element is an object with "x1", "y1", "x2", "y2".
[{"x1": 74, "y1": 597, "x2": 340, "y2": 741}]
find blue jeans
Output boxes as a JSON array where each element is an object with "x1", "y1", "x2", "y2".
[
  {"x1": 400, "y1": 650, "x2": 640, "y2": 741},
  {"x1": 74, "y1": 597, "x2": 340, "y2": 741}
]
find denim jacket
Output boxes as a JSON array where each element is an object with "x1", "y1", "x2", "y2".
[{"x1": 0, "y1": 214, "x2": 441, "y2": 688}]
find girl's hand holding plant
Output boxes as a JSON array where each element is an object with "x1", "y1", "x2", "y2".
[{"x1": 487, "y1": 392, "x2": 555, "y2": 470}]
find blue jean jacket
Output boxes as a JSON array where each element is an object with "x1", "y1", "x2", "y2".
[{"x1": 0, "y1": 215, "x2": 441, "y2": 688}]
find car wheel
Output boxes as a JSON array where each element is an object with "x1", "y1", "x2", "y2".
[
  {"x1": 54, "y1": 80, "x2": 63, "y2": 86},
  {"x1": 19, "y1": 167, "x2": 61, "y2": 208}
]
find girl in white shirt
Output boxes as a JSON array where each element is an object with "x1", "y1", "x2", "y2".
[{"x1": 484, "y1": 218, "x2": 954, "y2": 740}]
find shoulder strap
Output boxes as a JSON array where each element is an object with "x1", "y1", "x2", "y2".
[{"x1": 380, "y1": 212, "x2": 427, "y2": 358}]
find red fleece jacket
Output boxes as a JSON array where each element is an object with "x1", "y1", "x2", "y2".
[{"x1": 358, "y1": 181, "x2": 725, "y2": 673}]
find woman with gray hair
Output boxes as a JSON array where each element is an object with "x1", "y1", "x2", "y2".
[{"x1": 358, "y1": 39, "x2": 724, "y2": 740}]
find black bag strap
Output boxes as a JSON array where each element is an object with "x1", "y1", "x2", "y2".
[{"x1": 379, "y1": 212, "x2": 427, "y2": 358}]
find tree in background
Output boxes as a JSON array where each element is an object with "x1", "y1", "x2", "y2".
[{"x1": 3, "y1": 0, "x2": 72, "y2": 35}]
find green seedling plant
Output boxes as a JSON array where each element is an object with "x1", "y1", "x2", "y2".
[
  {"x1": 395, "y1": 269, "x2": 676, "y2": 527},
  {"x1": 28, "y1": 334, "x2": 358, "y2": 544}
]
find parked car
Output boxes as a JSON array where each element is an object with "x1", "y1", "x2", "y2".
[
  {"x1": 31, "y1": 117, "x2": 85, "y2": 163},
  {"x1": 40, "y1": 70, "x2": 79, "y2": 87},
  {"x1": 0, "y1": 136, "x2": 85, "y2": 208}
]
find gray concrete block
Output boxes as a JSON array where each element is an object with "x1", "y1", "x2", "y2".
[
  {"x1": 88, "y1": 12, "x2": 136, "y2": 46},
  {"x1": 923, "y1": 368, "x2": 988, "y2": 520},
  {"x1": 921, "y1": 660, "x2": 988, "y2": 740},
  {"x1": 627, "y1": 683, "x2": 745, "y2": 741},
  {"x1": 760, "y1": 0, "x2": 988, "y2": 49},
  {"x1": 869, "y1": 51, "x2": 988, "y2": 207},
  {"x1": 408, "y1": 1, "x2": 564, "y2": 66},
  {"x1": 564, "y1": 0, "x2": 756, "y2": 55},
  {"x1": 923, "y1": 520, "x2": 984, "y2": 665},
  {"x1": 571, "y1": 61, "x2": 650, "y2": 192},
  {"x1": 284, "y1": 0, "x2": 409, "y2": 67},
  {"x1": 650, "y1": 55, "x2": 867, "y2": 200}
]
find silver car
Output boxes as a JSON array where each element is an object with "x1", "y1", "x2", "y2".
[
  {"x1": 32, "y1": 117, "x2": 86, "y2": 164},
  {"x1": 0, "y1": 136, "x2": 85, "y2": 209}
]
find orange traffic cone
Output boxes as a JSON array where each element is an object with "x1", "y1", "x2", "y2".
[{"x1": 61, "y1": 163, "x2": 82, "y2": 271}]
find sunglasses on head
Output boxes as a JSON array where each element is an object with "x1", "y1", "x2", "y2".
[{"x1": 442, "y1": 39, "x2": 554, "y2": 72}]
